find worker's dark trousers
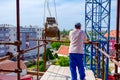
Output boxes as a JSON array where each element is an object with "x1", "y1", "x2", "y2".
[{"x1": 69, "y1": 53, "x2": 85, "y2": 80}]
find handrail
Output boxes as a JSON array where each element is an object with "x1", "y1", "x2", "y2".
[
  {"x1": 94, "y1": 45, "x2": 120, "y2": 67},
  {"x1": 0, "y1": 41, "x2": 21, "y2": 46},
  {"x1": 0, "y1": 56, "x2": 12, "y2": 62},
  {"x1": 0, "y1": 43, "x2": 47, "y2": 62},
  {"x1": 28, "y1": 38, "x2": 70, "y2": 43},
  {"x1": 22, "y1": 43, "x2": 47, "y2": 53}
]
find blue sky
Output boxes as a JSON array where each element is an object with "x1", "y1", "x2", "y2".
[{"x1": 0, "y1": 0, "x2": 117, "y2": 31}]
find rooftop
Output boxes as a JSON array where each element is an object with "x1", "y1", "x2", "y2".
[
  {"x1": 57, "y1": 45, "x2": 69, "y2": 56},
  {"x1": 104, "y1": 30, "x2": 120, "y2": 38}
]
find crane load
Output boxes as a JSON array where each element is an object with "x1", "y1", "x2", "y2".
[
  {"x1": 42, "y1": 0, "x2": 60, "y2": 40},
  {"x1": 43, "y1": 17, "x2": 60, "y2": 39}
]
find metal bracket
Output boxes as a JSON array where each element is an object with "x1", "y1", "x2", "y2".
[
  {"x1": 15, "y1": 68, "x2": 22, "y2": 73},
  {"x1": 14, "y1": 41, "x2": 21, "y2": 46}
]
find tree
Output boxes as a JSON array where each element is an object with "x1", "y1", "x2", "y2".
[
  {"x1": 57, "y1": 56, "x2": 69, "y2": 66},
  {"x1": 51, "y1": 42, "x2": 61, "y2": 50},
  {"x1": 42, "y1": 48, "x2": 54, "y2": 61},
  {"x1": 54, "y1": 53, "x2": 59, "y2": 58}
]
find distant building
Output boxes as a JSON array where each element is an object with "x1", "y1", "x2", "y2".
[
  {"x1": 104, "y1": 30, "x2": 120, "y2": 53},
  {"x1": 0, "y1": 24, "x2": 44, "y2": 57},
  {"x1": 8, "y1": 27, "x2": 17, "y2": 54},
  {"x1": 0, "y1": 24, "x2": 10, "y2": 56}
]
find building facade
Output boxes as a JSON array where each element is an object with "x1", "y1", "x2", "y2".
[
  {"x1": 0, "y1": 24, "x2": 10, "y2": 56},
  {"x1": 105, "y1": 30, "x2": 120, "y2": 54},
  {"x1": 0, "y1": 24, "x2": 43, "y2": 57}
]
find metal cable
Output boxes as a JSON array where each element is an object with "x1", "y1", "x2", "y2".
[
  {"x1": 47, "y1": 0, "x2": 52, "y2": 17},
  {"x1": 54, "y1": 0, "x2": 58, "y2": 24},
  {"x1": 43, "y1": 0, "x2": 47, "y2": 25},
  {"x1": 43, "y1": 0, "x2": 58, "y2": 24}
]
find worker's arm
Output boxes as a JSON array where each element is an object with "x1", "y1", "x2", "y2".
[{"x1": 83, "y1": 32, "x2": 91, "y2": 44}]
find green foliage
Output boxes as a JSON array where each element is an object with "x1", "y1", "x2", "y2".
[
  {"x1": 39, "y1": 63, "x2": 44, "y2": 71},
  {"x1": 63, "y1": 40, "x2": 70, "y2": 46},
  {"x1": 39, "y1": 60, "x2": 44, "y2": 65},
  {"x1": 51, "y1": 59, "x2": 58, "y2": 65},
  {"x1": 57, "y1": 56, "x2": 69, "y2": 66},
  {"x1": 36, "y1": 59, "x2": 44, "y2": 65},
  {"x1": 47, "y1": 48, "x2": 54, "y2": 60},
  {"x1": 42, "y1": 48, "x2": 54, "y2": 61},
  {"x1": 51, "y1": 42, "x2": 61, "y2": 50},
  {"x1": 27, "y1": 59, "x2": 45, "y2": 71},
  {"x1": 54, "y1": 53, "x2": 59, "y2": 59},
  {"x1": 27, "y1": 62, "x2": 33, "y2": 68},
  {"x1": 60, "y1": 29, "x2": 71, "y2": 35}
]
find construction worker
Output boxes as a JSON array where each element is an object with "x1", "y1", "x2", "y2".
[{"x1": 69, "y1": 23, "x2": 88, "y2": 80}]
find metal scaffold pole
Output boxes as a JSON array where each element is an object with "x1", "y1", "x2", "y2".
[
  {"x1": 114, "y1": 0, "x2": 120, "y2": 79},
  {"x1": 37, "y1": 40, "x2": 40, "y2": 80},
  {"x1": 16, "y1": 0, "x2": 21, "y2": 80}
]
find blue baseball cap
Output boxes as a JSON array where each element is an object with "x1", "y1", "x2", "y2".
[{"x1": 75, "y1": 23, "x2": 81, "y2": 28}]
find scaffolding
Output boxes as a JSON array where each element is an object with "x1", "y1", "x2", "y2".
[
  {"x1": 0, "y1": 0, "x2": 120, "y2": 80},
  {"x1": 85, "y1": 0, "x2": 120, "y2": 80},
  {"x1": 85, "y1": 0, "x2": 111, "y2": 79}
]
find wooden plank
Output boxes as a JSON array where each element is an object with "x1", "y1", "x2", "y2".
[
  {"x1": 53, "y1": 66, "x2": 62, "y2": 80},
  {"x1": 27, "y1": 70, "x2": 44, "y2": 76},
  {"x1": 63, "y1": 67, "x2": 70, "y2": 77},
  {"x1": 40, "y1": 65, "x2": 96, "y2": 80},
  {"x1": 47, "y1": 65, "x2": 56, "y2": 72},
  {"x1": 47, "y1": 65, "x2": 60, "y2": 80},
  {"x1": 85, "y1": 70, "x2": 96, "y2": 80},
  {"x1": 39, "y1": 71, "x2": 49, "y2": 80},
  {"x1": 54, "y1": 67, "x2": 66, "y2": 80},
  {"x1": 40, "y1": 65, "x2": 56, "y2": 80}
]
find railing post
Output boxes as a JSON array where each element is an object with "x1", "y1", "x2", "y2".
[
  {"x1": 37, "y1": 40, "x2": 40, "y2": 80},
  {"x1": 102, "y1": 48, "x2": 105, "y2": 80},
  {"x1": 43, "y1": 23, "x2": 47, "y2": 71},
  {"x1": 114, "y1": 0, "x2": 120, "y2": 79},
  {"x1": 16, "y1": 0, "x2": 21, "y2": 80},
  {"x1": 96, "y1": 43, "x2": 99, "y2": 77}
]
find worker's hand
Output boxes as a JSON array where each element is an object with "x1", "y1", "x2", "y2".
[
  {"x1": 87, "y1": 39, "x2": 92, "y2": 43},
  {"x1": 84, "y1": 40, "x2": 91, "y2": 44}
]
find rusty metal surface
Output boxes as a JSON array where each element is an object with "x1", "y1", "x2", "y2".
[
  {"x1": 94, "y1": 45, "x2": 120, "y2": 67},
  {"x1": 0, "y1": 41, "x2": 21, "y2": 46},
  {"x1": 0, "y1": 44, "x2": 46, "y2": 62},
  {"x1": 114, "y1": 0, "x2": 120, "y2": 79},
  {"x1": 102, "y1": 48, "x2": 105, "y2": 80},
  {"x1": 16, "y1": 0, "x2": 21, "y2": 79},
  {"x1": 0, "y1": 0, "x2": 119, "y2": 80},
  {"x1": 37, "y1": 41, "x2": 40, "y2": 80}
]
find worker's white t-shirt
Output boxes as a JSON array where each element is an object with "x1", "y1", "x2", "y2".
[{"x1": 69, "y1": 29, "x2": 87, "y2": 54}]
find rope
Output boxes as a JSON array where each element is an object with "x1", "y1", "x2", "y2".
[
  {"x1": 47, "y1": 0, "x2": 52, "y2": 17},
  {"x1": 54, "y1": 0, "x2": 58, "y2": 24},
  {"x1": 43, "y1": 0, "x2": 47, "y2": 25},
  {"x1": 43, "y1": 0, "x2": 58, "y2": 25}
]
